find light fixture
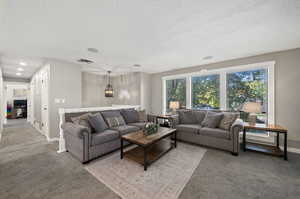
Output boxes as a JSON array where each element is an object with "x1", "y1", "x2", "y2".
[
  {"x1": 16, "y1": 72, "x2": 22, "y2": 76},
  {"x1": 105, "y1": 71, "x2": 114, "y2": 97},
  {"x1": 242, "y1": 102, "x2": 262, "y2": 125},
  {"x1": 19, "y1": 61, "x2": 27, "y2": 66},
  {"x1": 169, "y1": 101, "x2": 180, "y2": 115},
  {"x1": 17, "y1": 67, "x2": 24, "y2": 71}
]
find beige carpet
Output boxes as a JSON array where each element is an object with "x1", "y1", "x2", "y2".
[{"x1": 85, "y1": 142, "x2": 206, "y2": 199}]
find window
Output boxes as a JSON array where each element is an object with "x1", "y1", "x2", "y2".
[
  {"x1": 227, "y1": 69, "x2": 268, "y2": 124},
  {"x1": 165, "y1": 78, "x2": 186, "y2": 113},
  {"x1": 162, "y1": 61, "x2": 275, "y2": 128},
  {"x1": 192, "y1": 74, "x2": 220, "y2": 110}
]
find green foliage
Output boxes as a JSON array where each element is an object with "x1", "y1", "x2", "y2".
[
  {"x1": 227, "y1": 69, "x2": 267, "y2": 111},
  {"x1": 165, "y1": 69, "x2": 267, "y2": 115},
  {"x1": 192, "y1": 75, "x2": 220, "y2": 109},
  {"x1": 166, "y1": 79, "x2": 186, "y2": 112}
]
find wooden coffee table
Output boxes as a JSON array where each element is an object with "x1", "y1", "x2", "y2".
[{"x1": 120, "y1": 127, "x2": 177, "y2": 171}]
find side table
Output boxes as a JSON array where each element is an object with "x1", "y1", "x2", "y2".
[{"x1": 243, "y1": 122, "x2": 288, "y2": 160}]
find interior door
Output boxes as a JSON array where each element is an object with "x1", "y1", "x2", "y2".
[{"x1": 41, "y1": 67, "x2": 49, "y2": 138}]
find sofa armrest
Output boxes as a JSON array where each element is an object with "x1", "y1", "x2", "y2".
[
  {"x1": 61, "y1": 122, "x2": 91, "y2": 163},
  {"x1": 61, "y1": 122, "x2": 90, "y2": 139},
  {"x1": 230, "y1": 119, "x2": 244, "y2": 154}
]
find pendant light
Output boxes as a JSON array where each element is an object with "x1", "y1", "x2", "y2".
[{"x1": 105, "y1": 70, "x2": 114, "y2": 97}]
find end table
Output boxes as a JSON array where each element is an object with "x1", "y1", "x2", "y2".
[{"x1": 243, "y1": 123, "x2": 288, "y2": 160}]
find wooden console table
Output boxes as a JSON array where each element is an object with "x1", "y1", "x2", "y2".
[{"x1": 243, "y1": 123, "x2": 288, "y2": 160}]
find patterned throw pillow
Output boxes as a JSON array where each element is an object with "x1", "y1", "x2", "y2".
[
  {"x1": 138, "y1": 110, "x2": 147, "y2": 122},
  {"x1": 71, "y1": 113, "x2": 92, "y2": 133},
  {"x1": 218, "y1": 112, "x2": 239, "y2": 130},
  {"x1": 106, "y1": 116, "x2": 126, "y2": 128}
]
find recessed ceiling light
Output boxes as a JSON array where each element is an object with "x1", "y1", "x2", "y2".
[
  {"x1": 16, "y1": 72, "x2": 22, "y2": 76},
  {"x1": 17, "y1": 67, "x2": 24, "y2": 71},
  {"x1": 203, "y1": 56, "x2": 213, "y2": 60},
  {"x1": 87, "y1": 48, "x2": 99, "y2": 53},
  {"x1": 20, "y1": 61, "x2": 27, "y2": 66},
  {"x1": 133, "y1": 64, "x2": 141, "y2": 67}
]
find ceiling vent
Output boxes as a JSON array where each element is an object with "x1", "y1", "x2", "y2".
[{"x1": 77, "y1": 58, "x2": 94, "y2": 64}]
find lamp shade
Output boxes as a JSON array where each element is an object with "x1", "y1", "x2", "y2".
[
  {"x1": 169, "y1": 101, "x2": 180, "y2": 109},
  {"x1": 242, "y1": 102, "x2": 262, "y2": 113}
]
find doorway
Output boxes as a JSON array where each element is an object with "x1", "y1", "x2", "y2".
[{"x1": 4, "y1": 83, "x2": 29, "y2": 127}]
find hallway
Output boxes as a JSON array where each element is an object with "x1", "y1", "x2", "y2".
[
  {"x1": 0, "y1": 123, "x2": 119, "y2": 199},
  {"x1": 1, "y1": 120, "x2": 44, "y2": 150}
]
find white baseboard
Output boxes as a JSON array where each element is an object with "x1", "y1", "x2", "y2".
[{"x1": 57, "y1": 149, "x2": 67, "y2": 153}]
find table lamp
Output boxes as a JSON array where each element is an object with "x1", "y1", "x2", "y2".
[
  {"x1": 169, "y1": 101, "x2": 179, "y2": 115},
  {"x1": 242, "y1": 102, "x2": 262, "y2": 125}
]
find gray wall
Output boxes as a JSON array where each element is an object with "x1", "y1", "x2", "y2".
[
  {"x1": 0, "y1": 67, "x2": 3, "y2": 134},
  {"x1": 140, "y1": 72, "x2": 152, "y2": 112},
  {"x1": 151, "y1": 48, "x2": 300, "y2": 142},
  {"x1": 112, "y1": 72, "x2": 141, "y2": 106},
  {"x1": 82, "y1": 72, "x2": 152, "y2": 111},
  {"x1": 82, "y1": 72, "x2": 112, "y2": 107},
  {"x1": 49, "y1": 60, "x2": 82, "y2": 138}
]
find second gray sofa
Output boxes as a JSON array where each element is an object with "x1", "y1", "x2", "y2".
[{"x1": 172, "y1": 109, "x2": 243, "y2": 155}]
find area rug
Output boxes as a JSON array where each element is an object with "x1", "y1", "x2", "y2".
[{"x1": 85, "y1": 142, "x2": 206, "y2": 199}]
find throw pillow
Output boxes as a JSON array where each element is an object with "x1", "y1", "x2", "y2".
[
  {"x1": 192, "y1": 110, "x2": 207, "y2": 124},
  {"x1": 87, "y1": 113, "x2": 108, "y2": 133},
  {"x1": 178, "y1": 110, "x2": 197, "y2": 124},
  {"x1": 201, "y1": 111, "x2": 224, "y2": 128},
  {"x1": 120, "y1": 109, "x2": 139, "y2": 123},
  {"x1": 101, "y1": 110, "x2": 125, "y2": 124},
  {"x1": 138, "y1": 110, "x2": 147, "y2": 122},
  {"x1": 106, "y1": 116, "x2": 126, "y2": 128},
  {"x1": 219, "y1": 112, "x2": 239, "y2": 130},
  {"x1": 71, "y1": 113, "x2": 92, "y2": 133}
]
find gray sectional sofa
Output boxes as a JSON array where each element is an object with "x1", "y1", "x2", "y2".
[
  {"x1": 172, "y1": 109, "x2": 243, "y2": 155},
  {"x1": 61, "y1": 108, "x2": 148, "y2": 163},
  {"x1": 61, "y1": 108, "x2": 243, "y2": 164}
]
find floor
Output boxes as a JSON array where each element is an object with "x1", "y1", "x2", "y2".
[{"x1": 0, "y1": 123, "x2": 299, "y2": 199}]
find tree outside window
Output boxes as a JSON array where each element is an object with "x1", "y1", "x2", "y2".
[
  {"x1": 227, "y1": 69, "x2": 268, "y2": 123},
  {"x1": 192, "y1": 74, "x2": 220, "y2": 110},
  {"x1": 166, "y1": 78, "x2": 186, "y2": 113}
]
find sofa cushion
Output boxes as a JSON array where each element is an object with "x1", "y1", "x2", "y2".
[
  {"x1": 87, "y1": 113, "x2": 108, "y2": 133},
  {"x1": 176, "y1": 124, "x2": 202, "y2": 134},
  {"x1": 111, "y1": 125, "x2": 140, "y2": 136},
  {"x1": 71, "y1": 113, "x2": 92, "y2": 133},
  {"x1": 177, "y1": 110, "x2": 197, "y2": 124},
  {"x1": 121, "y1": 109, "x2": 139, "y2": 123},
  {"x1": 219, "y1": 112, "x2": 239, "y2": 130},
  {"x1": 128, "y1": 122, "x2": 147, "y2": 130},
  {"x1": 199, "y1": 127, "x2": 230, "y2": 139},
  {"x1": 192, "y1": 110, "x2": 207, "y2": 124},
  {"x1": 91, "y1": 129, "x2": 119, "y2": 146},
  {"x1": 201, "y1": 111, "x2": 223, "y2": 128},
  {"x1": 106, "y1": 116, "x2": 126, "y2": 128}
]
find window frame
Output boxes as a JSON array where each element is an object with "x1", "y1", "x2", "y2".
[{"x1": 162, "y1": 61, "x2": 275, "y2": 125}]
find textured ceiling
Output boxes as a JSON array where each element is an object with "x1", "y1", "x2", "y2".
[{"x1": 0, "y1": 0, "x2": 300, "y2": 78}]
